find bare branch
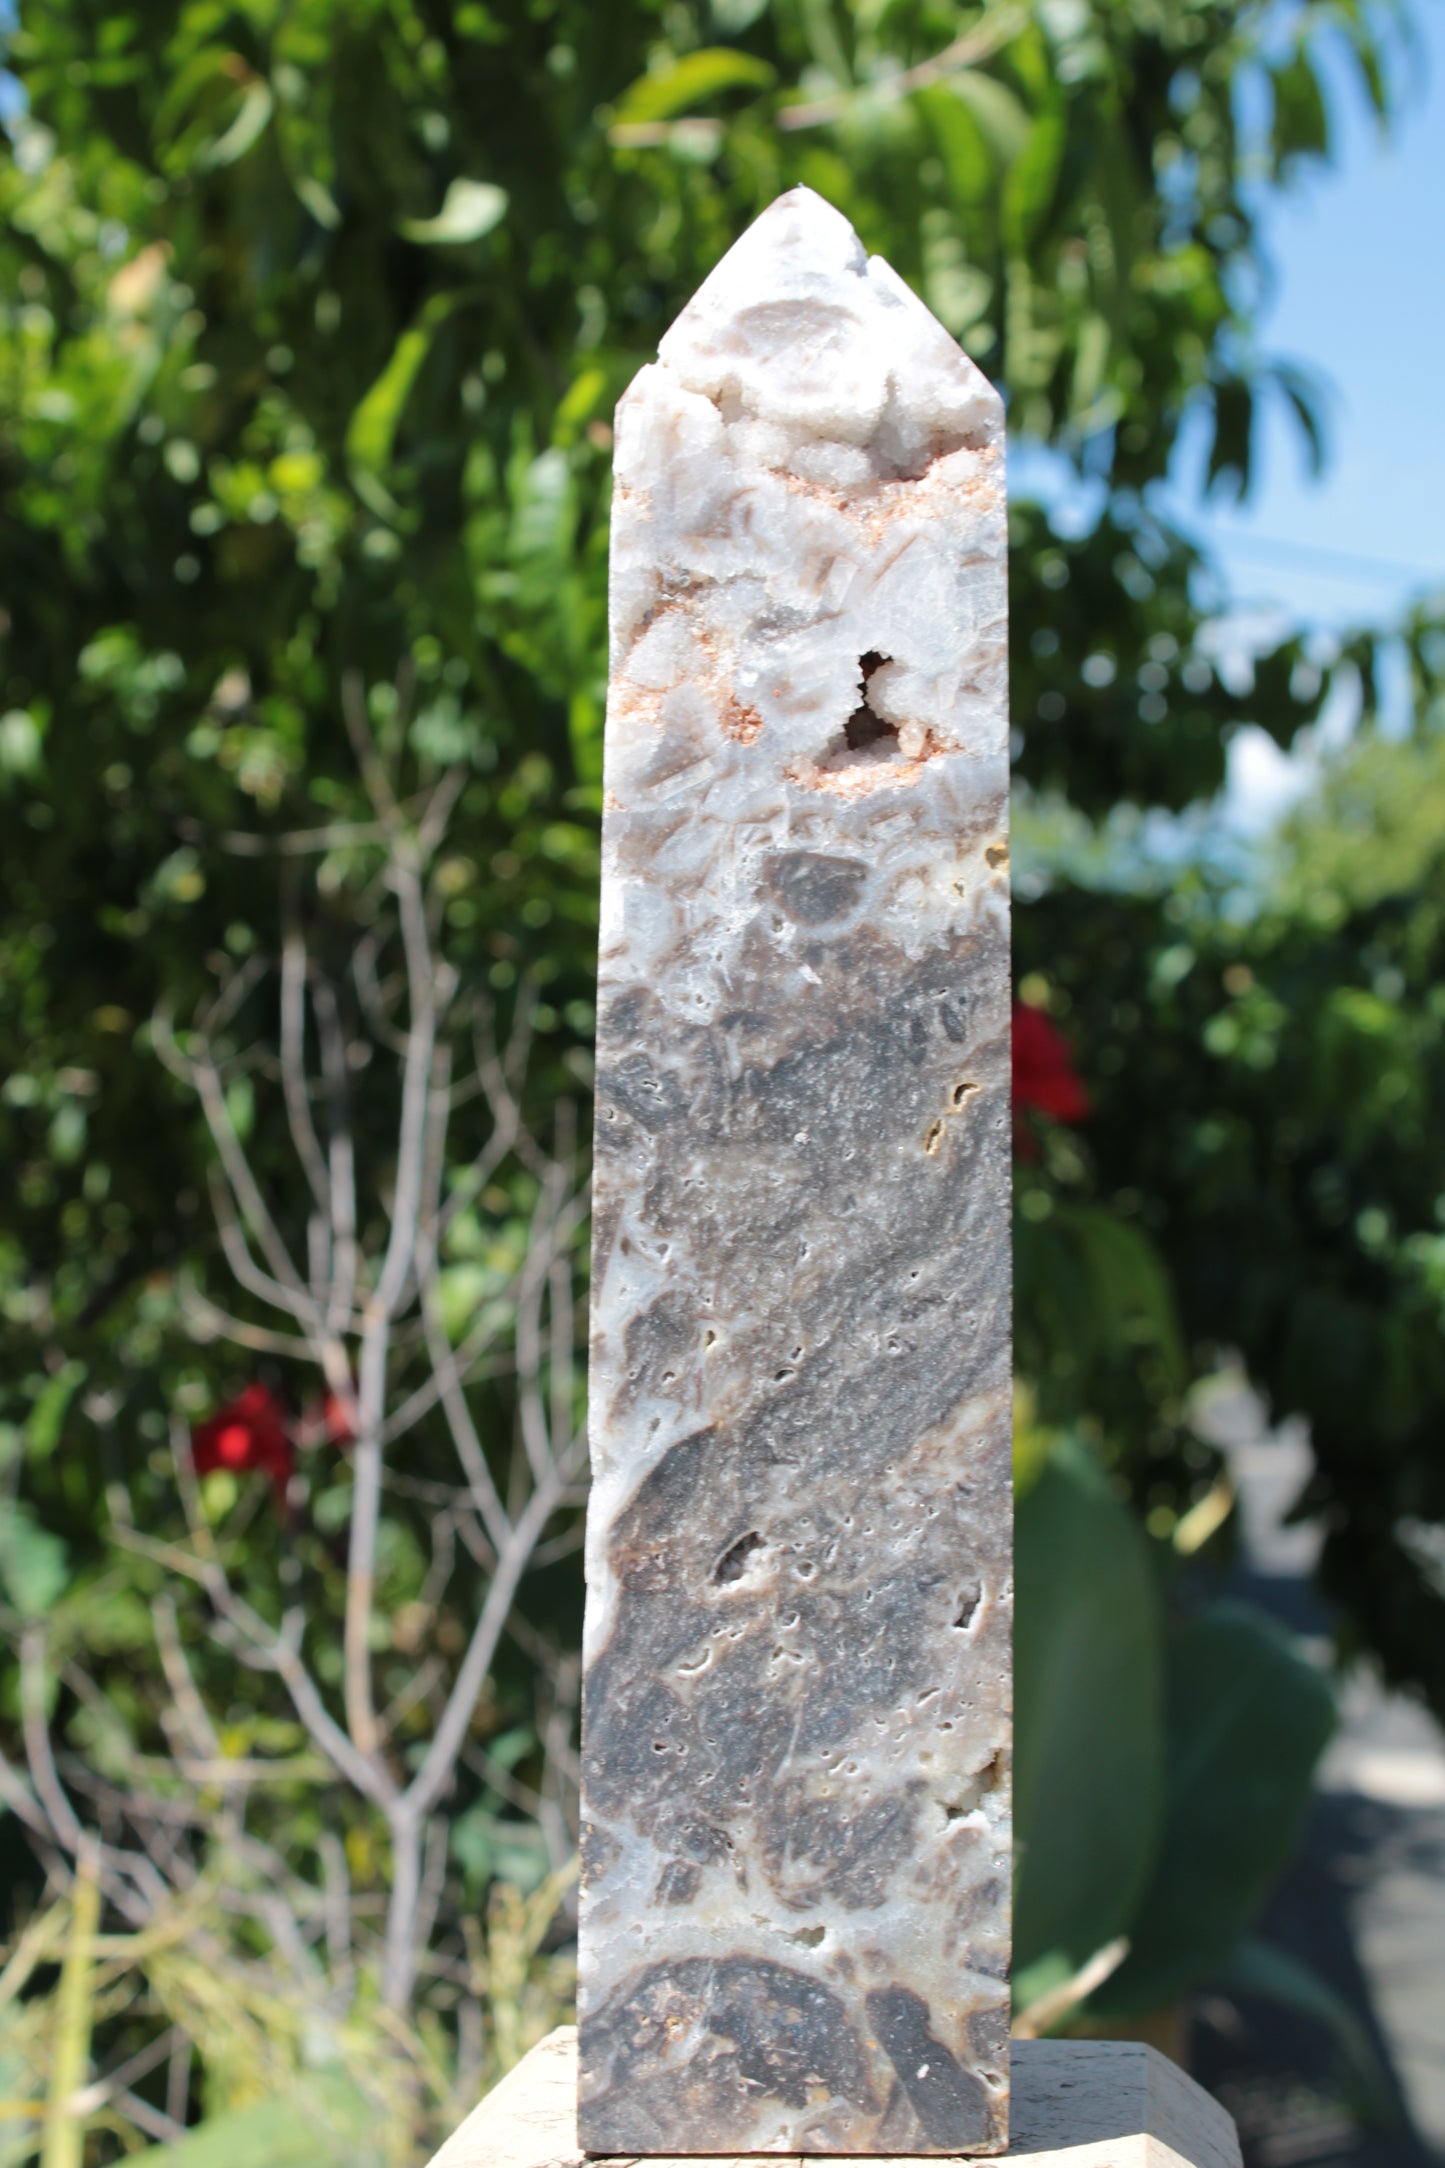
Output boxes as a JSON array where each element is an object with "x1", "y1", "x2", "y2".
[
  {"x1": 777, "y1": 8, "x2": 1022, "y2": 130},
  {"x1": 539, "y1": 1651, "x2": 582, "y2": 1893},
  {"x1": 313, "y1": 975, "x2": 360, "y2": 1343},
  {"x1": 414, "y1": 765, "x2": 468, "y2": 860},
  {"x1": 319, "y1": 1832, "x2": 353, "y2": 2009},
  {"x1": 21, "y1": 1625, "x2": 83, "y2": 1852},
  {"x1": 152, "y1": 1598, "x2": 221, "y2": 1763},
  {"x1": 178, "y1": 1274, "x2": 317, "y2": 1361},
  {"x1": 216, "y1": 818, "x2": 390, "y2": 858},
  {"x1": 387, "y1": 1181, "x2": 588, "y2": 1445},
  {"x1": 205, "y1": 1164, "x2": 317, "y2": 1331},
  {"x1": 412, "y1": 1817, "x2": 449, "y2": 1980},
  {"x1": 341, "y1": 668, "x2": 399, "y2": 824},
  {"x1": 165, "y1": 2032, "x2": 193, "y2": 2129},
  {"x1": 418, "y1": 1289, "x2": 512, "y2": 1553},
  {"x1": 160, "y1": 1424, "x2": 398, "y2": 1811},
  {"x1": 352, "y1": 930, "x2": 410, "y2": 1054},
  {"x1": 181, "y1": 1048, "x2": 318, "y2": 1328},
  {"x1": 404, "y1": 1439, "x2": 584, "y2": 1824},
  {"x1": 196, "y1": 952, "x2": 270, "y2": 1042},
  {"x1": 346, "y1": 843, "x2": 447, "y2": 1759},
  {"x1": 114, "y1": 2089, "x2": 186, "y2": 2145},
  {"x1": 380, "y1": 1655, "x2": 445, "y2": 1745},
  {"x1": 0, "y1": 1744, "x2": 56, "y2": 1843},
  {"x1": 460, "y1": 1741, "x2": 541, "y2": 1819},
  {"x1": 279, "y1": 922, "x2": 332, "y2": 1220}
]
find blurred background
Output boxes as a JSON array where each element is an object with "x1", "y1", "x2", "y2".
[{"x1": 1, "y1": 1, "x2": 1443, "y2": 2162}]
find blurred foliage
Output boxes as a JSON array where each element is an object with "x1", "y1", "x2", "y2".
[
  {"x1": 1016, "y1": 693, "x2": 1445, "y2": 1719},
  {"x1": 1013, "y1": 1421, "x2": 1334, "y2": 2024},
  {"x1": 1, "y1": 0, "x2": 1442, "y2": 2144},
  {"x1": 0, "y1": 1861, "x2": 574, "y2": 2165}
]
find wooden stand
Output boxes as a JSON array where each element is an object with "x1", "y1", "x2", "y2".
[{"x1": 425, "y1": 2024, "x2": 1242, "y2": 2168}]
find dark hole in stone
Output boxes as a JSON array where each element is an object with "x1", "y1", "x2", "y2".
[
  {"x1": 843, "y1": 651, "x2": 899, "y2": 751},
  {"x1": 786, "y1": 1924, "x2": 827, "y2": 1947},
  {"x1": 715, "y1": 1531, "x2": 765, "y2": 1584},
  {"x1": 953, "y1": 1583, "x2": 981, "y2": 1629},
  {"x1": 844, "y1": 706, "x2": 897, "y2": 751},
  {"x1": 952, "y1": 1080, "x2": 979, "y2": 1107}
]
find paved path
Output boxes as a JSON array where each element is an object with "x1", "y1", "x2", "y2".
[{"x1": 1190, "y1": 1383, "x2": 1445, "y2": 2167}]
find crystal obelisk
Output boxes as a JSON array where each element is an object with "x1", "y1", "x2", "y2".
[{"x1": 578, "y1": 188, "x2": 1011, "y2": 2157}]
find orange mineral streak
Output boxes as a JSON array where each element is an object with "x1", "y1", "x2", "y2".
[
  {"x1": 722, "y1": 699, "x2": 765, "y2": 744},
  {"x1": 786, "y1": 727, "x2": 948, "y2": 800}
]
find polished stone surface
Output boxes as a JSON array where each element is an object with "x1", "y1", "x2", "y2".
[{"x1": 579, "y1": 188, "x2": 1012, "y2": 2158}]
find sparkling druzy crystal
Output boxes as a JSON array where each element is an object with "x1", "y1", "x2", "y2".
[{"x1": 578, "y1": 187, "x2": 1012, "y2": 2158}]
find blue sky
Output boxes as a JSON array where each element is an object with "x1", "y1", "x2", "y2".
[
  {"x1": 1176, "y1": 0, "x2": 1445, "y2": 634},
  {"x1": 1170, "y1": 2, "x2": 1445, "y2": 824},
  {"x1": 1011, "y1": 6, "x2": 1445, "y2": 830}
]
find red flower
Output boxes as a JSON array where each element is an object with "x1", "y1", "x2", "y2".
[
  {"x1": 1013, "y1": 1001, "x2": 1089, "y2": 1158},
  {"x1": 319, "y1": 1392, "x2": 356, "y2": 1447},
  {"x1": 291, "y1": 1389, "x2": 358, "y2": 1453},
  {"x1": 191, "y1": 1383, "x2": 294, "y2": 1502}
]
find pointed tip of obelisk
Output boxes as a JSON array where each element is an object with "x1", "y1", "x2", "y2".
[
  {"x1": 656, "y1": 185, "x2": 868, "y2": 367},
  {"x1": 744, "y1": 182, "x2": 870, "y2": 269},
  {"x1": 653, "y1": 183, "x2": 1001, "y2": 455}
]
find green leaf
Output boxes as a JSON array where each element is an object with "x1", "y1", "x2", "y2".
[
  {"x1": 397, "y1": 178, "x2": 508, "y2": 246},
  {"x1": 292, "y1": 172, "x2": 341, "y2": 229},
  {"x1": 917, "y1": 83, "x2": 994, "y2": 205},
  {"x1": 198, "y1": 79, "x2": 274, "y2": 170},
  {"x1": 1014, "y1": 1434, "x2": 1164, "y2": 1973},
  {"x1": 346, "y1": 294, "x2": 459, "y2": 481},
  {"x1": 0, "y1": 1500, "x2": 70, "y2": 1616},
  {"x1": 553, "y1": 367, "x2": 608, "y2": 443},
  {"x1": 434, "y1": 1261, "x2": 489, "y2": 1341},
  {"x1": 491, "y1": 1821, "x2": 551, "y2": 1893},
  {"x1": 127, "y1": 2074, "x2": 384, "y2": 2168},
  {"x1": 26, "y1": 1360, "x2": 85, "y2": 1458},
  {"x1": 1206, "y1": 373, "x2": 1254, "y2": 498},
  {"x1": 947, "y1": 71, "x2": 1030, "y2": 164},
  {"x1": 486, "y1": 1725, "x2": 536, "y2": 1772},
  {"x1": 451, "y1": 1803, "x2": 496, "y2": 1888},
  {"x1": 1272, "y1": 47, "x2": 1330, "y2": 169},
  {"x1": 1093, "y1": 1604, "x2": 1334, "y2": 2013},
  {"x1": 0, "y1": 710, "x2": 44, "y2": 783},
  {"x1": 223, "y1": 1074, "x2": 254, "y2": 1144},
  {"x1": 613, "y1": 48, "x2": 774, "y2": 126},
  {"x1": 1002, "y1": 101, "x2": 1065, "y2": 253},
  {"x1": 1016, "y1": 1203, "x2": 1187, "y2": 1406},
  {"x1": 1270, "y1": 361, "x2": 1327, "y2": 480}
]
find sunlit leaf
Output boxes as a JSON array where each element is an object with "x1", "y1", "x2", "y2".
[
  {"x1": 397, "y1": 178, "x2": 508, "y2": 246},
  {"x1": 198, "y1": 79, "x2": 274, "y2": 169},
  {"x1": 346, "y1": 294, "x2": 459, "y2": 481},
  {"x1": 613, "y1": 47, "x2": 774, "y2": 125}
]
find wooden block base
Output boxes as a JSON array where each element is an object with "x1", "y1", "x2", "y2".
[{"x1": 425, "y1": 2024, "x2": 1242, "y2": 2168}]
